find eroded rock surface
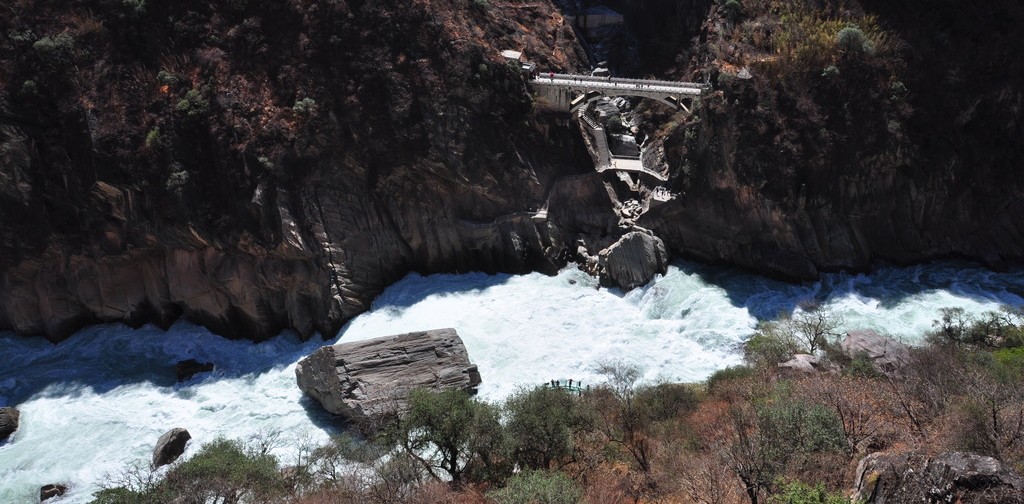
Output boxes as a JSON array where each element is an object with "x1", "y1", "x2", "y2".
[
  {"x1": 296, "y1": 328, "x2": 481, "y2": 426},
  {"x1": 0, "y1": 2, "x2": 592, "y2": 342},
  {"x1": 853, "y1": 451, "x2": 1024, "y2": 504},
  {"x1": 176, "y1": 359, "x2": 215, "y2": 382},
  {"x1": 779, "y1": 353, "x2": 822, "y2": 373},
  {"x1": 0, "y1": 406, "x2": 19, "y2": 443},
  {"x1": 841, "y1": 329, "x2": 910, "y2": 375},
  {"x1": 40, "y1": 484, "x2": 68, "y2": 501},
  {"x1": 598, "y1": 230, "x2": 668, "y2": 290},
  {"x1": 152, "y1": 428, "x2": 191, "y2": 469}
]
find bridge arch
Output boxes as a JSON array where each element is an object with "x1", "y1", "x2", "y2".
[{"x1": 568, "y1": 90, "x2": 694, "y2": 114}]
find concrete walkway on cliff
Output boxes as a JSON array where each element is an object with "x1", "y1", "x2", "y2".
[{"x1": 578, "y1": 111, "x2": 667, "y2": 183}]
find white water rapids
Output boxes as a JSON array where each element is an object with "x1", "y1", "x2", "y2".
[{"x1": 2, "y1": 260, "x2": 1024, "y2": 502}]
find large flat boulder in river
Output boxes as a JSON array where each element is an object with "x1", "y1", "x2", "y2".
[{"x1": 295, "y1": 328, "x2": 481, "y2": 426}]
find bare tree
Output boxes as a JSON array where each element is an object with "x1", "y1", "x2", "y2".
[
  {"x1": 593, "y1": 360, "x2": 654, "y2": 472},
  {"x1": 790, "y1": 302, "x2": 844, "y2": 354}
]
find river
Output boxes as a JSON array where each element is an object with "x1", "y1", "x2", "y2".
[{"x1": 2, "y1": 260, "x2": 1023, "y2": 502}]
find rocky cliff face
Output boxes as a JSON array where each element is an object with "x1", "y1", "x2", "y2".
[
  {"x1": 0, "y1": 0, "x2": 609, "y2": 340},
  {"x1": 638, "y1": 0, "x2": 1024, "y2": 279},
  {"x1": 2, "y1": 0, "x2": 1022, "y2": 341}
]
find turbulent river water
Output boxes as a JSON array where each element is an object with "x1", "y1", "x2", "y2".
[{"x1": 2, "y1": 260, "x2": 1024, "y2": 502}]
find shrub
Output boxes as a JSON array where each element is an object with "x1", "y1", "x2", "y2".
[
  {"x1": 32, "y1": 33, "x2": 75, "y2": 66},
  {"x1": 123, "y1": 0, "x2": 147, "y2": 14},
  {"x1": 90, "y1": 488, "x2": 148, "y2": 504},
  {"x1": 91, "y1": 438, "x2": 286, "y2": 503},
  {"x1": 757, "y1": 400, "x2": 846, "y2": 454},
  {"x1": 745, "y1": 306, "x2": 844, "y2": 367},
  {"x1": 156, "y1": 70, "x2": 179, "y2": 87},
  {"x1": 165, "y1": 168, "x2": 189, "y2": 194},
  {"x1": 768, "y1": 480, "x2": 848, "y2": 504},
  {"x1": 293, "y1": 97, "x2": 318, "y2": 116},
  {"x1": 504, "y1": 386, "x2": 589, "y2": 471},
  {"x1": 744, "y1": 322, "x2": 800, "y2": 368},
  {"x1": 844, "y1": 353, "x2": 883, "y2": 379},
  {"x1": 927, "y1": 307, "x2": 1024, "y2": 348},
  {"x1": 889, "y1": 80, "x2": 908, "y2": 100},
  {"x1": 707, "y1": 365, "x2": 755, "y2": 393},
  {"x1": 489, "y1": 470, "x2": 581, "y2": 504},
  {"x1": 721, "y1": 0, "x2": 742, "y2": 23},
  {"x1": 386, "y1": 388, "x2": 505, "y2": 484},
  {"x1": 636, "y1": 383, "x2": 700, "y2": 422},
  {"x1": 160, "y1": 438, "x2": 285, "y2": 501},
  {"x1": 145, "y1": 128, "x2": 161, "y2": 149},
  {"x1": 993, "y1": 347, "x2": 1024, "y2": 376},
  {"x1": 19, "y1": 80, "x2": 39, "y2": 97},
  {"x1": 836, "y1": 26, "x2": 874, "y2": 56},
  {"x1": 175, "y1": 88, "x2": 209, "y2": 120}
]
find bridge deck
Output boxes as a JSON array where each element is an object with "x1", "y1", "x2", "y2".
[{"x1": 529, "y1": 73, "x2": 706, "y2": 96}]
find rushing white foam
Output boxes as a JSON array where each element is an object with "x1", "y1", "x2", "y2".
[{"x1": 2, "y1": 260, "x2": 1023, "y2": 502}]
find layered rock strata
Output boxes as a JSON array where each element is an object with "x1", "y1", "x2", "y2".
[
  {"x1": 853, "y1": 451, "x2": 1024, "y2": 503},
  {"x1": 295, "y1": 328, "x2": 481, "y2": 426}
]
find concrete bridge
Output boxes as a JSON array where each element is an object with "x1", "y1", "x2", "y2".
[
  {"x1": 526, "y1": 71, "x2": 703, "y2": 216},
  {"x1": 530, "y1": 73, "x2": 707, "y2": 113}
]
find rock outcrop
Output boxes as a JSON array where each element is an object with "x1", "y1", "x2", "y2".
[
  {"x1": 0, "y1": 1, "x2": 592, "y2": 342},
  {"x1": 2, "y1": 0, "x2": 1022, "y2": 343},
  {"x1": 176, "y1": 359, "x2": 215, "y2": 382},
  {"x1": 295, "y1": 328, "x2": 481, "y2": 426},
  {"x1": 598, "y1": 230, "x2": 669, "y2": 290},
  {"x1": 841, "y1": 330, "x2": 910, "y2": 375},
  {"x1": 639, "y1": 1, "x2": 1024, "y2": 281},
  {"x1": 853, "y1": 451, "x2": 1024, "y2": 503},
  {"x1": 779, "y1": 353, "x2": 822, "y2": 373},
  {"x1": 40, "y1": 484, "x2": 68, "y2": 501},
  {"x1": 0, "y1": 406, "x2": 19, "y2": 443},
  {"x1": 152, "y1": 428, "x2": 191, "y2": 468}
]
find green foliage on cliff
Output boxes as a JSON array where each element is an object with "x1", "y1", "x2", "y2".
[
  {"x1": 91, "y1": 438, "x2": 286, "y2": 504},
  {"x1": 489, "y1": 470, "x2": 581, "y2": 504},
  {"x1": 174, "y1": 88, "x2": 210, "y2": 121},
  {"x1": 927, "y1": 306, "x2": 1024, "y2": 348},
  {"x1": 32, "y1": 33, "x2": 75, "y2": 64},
  {"x1": 768, "y1": 481, "x2": 849, "y2": 504},
  {"x1": 503, "y1": 386, "x2": 590, "y2": 471},
  {"x1": 722, "y1": 0, "x2": 743, "y2": 23},
  {"x1": 292, "y1": 97, "x2": 318, "y2": 116},
  {"x1": 385, "y1": 388, "x2": 505, "y2": 484},
  {"x1": 836, "y1": 25, "x2": 874, "y2": 56}
]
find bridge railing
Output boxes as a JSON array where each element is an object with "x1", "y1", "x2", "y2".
[{"x1": 531, "y1": 73, "x2": 707, "y2": 90}]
